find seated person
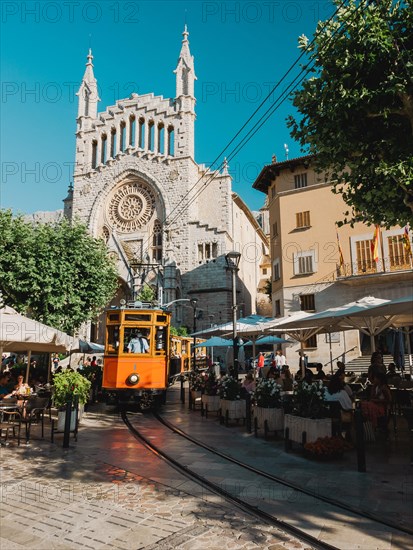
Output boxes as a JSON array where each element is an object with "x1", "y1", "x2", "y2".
[
  {"x1": 13, "y1": 375, "x2": 31, "y2": 396},
  {"x1": 242, "y1": 373, "x2": 255, "y2": 394},
  {"x1": 386, "y1": 363, "x2": 401, "y2": 387},
  {"x1": 266, "y1": 366, "x2": 278, "y2": 380},
  {"x1": 314, "y1": 363, "x2": 327, "y2": 380},
  {"x1": 325, "y1": 375, "x2": 353, "y2": 411},
  {"x1": 0, "y1": 374, "x2": 10, "y2": 399},
  {"x1": 127, "y1": 331, "x2": 149, "y2": 353},
  {"x1": 361, "y1": 372, "x2": 391, "y2": 430},
  {"x1": 281, "y1": 366, "x2": 294, "y2": 391}
]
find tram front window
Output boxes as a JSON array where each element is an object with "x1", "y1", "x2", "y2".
[{"x1": 124, "y1": 327, "x2": 150, "y2": 354}]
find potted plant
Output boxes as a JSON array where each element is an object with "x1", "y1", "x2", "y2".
[
  {"x1": 284, "y1": 381, "x2": 332, "y2": 446},
  {"x1": 201, "y1": 372, "x2": 220, "y2": 416},
  {"x1": 53, "y1": 370, "x2": 91, "y2": 431},
  {"x1": 253, "y1": 379, "x2": 284, "y2": 438},
  {"x1": 188, "y1": 370, "x2": 205, "y2": 409},
  {"x1": 218, "y1": 375, "x2": 245, "y2": 425}
]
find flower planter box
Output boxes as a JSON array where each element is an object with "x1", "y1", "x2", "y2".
[
  {"x1": 284, "y1": 414, "x2": 332, "y2": 447},
  {"x1": 253, "y1": 406, "x2": 284, "y2": 439},
  {"x1": 220, "y1": 399, "x2": 246, "y2": 426},
  {"x1": 201, "y1": 394, "x2": 220, "y2": 416},
  {"x1": 56, "y1": 405, "x2": 84, "y2": 432}
]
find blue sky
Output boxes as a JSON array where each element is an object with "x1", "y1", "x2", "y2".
[{"x1": 1, "y1": 1, "x2": 335, "y2": 214}]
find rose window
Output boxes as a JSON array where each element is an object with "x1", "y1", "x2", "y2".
[{"x1": 108, "y1": 182, "x2": 155, "y2": 233}]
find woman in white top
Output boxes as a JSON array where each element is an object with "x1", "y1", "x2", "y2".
[{"x1": 325, "y1": 375, "x2": 353, "y2": 410}]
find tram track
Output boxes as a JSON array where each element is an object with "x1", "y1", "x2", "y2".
[
  {"x1": 121, "y1": 410, "x2": 338, "y2": 550},
  {"x1": 154, "y1": 411, "x2": 413, "y2": 538}
]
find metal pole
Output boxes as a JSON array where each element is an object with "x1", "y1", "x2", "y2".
[
  {"x1": 63, "y1": 400, "x2": 72, "y2": 449},
  {"x1": 193, "y1": 307, "x2": 197, "y2": 372},
  {"x1": 232, "y1": 268, "x2": 238, "y2": 380}
]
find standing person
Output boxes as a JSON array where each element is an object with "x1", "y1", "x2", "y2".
[
  {"x1": 257, "y1": 352, "x2": 265, "y2": 377},
  {"x1": 90, "y1": 356, "x2": 98, "y2": 368},
  {"x1": 127, "y1": 331, "x2": 149, "y2": 353},
  {"x1": 274, "y1": 350, "x2": 286, "y2": 369}
]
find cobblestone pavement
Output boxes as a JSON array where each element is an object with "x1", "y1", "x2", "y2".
[{"x1": 0, "y1": 410, "x2": 312, "y2": 550}]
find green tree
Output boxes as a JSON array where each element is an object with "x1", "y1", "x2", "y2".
[
  {"x1": 136, "y1": 283, "x2": 155, "y2": 303},
  {"x1": 0, "y1": 210, "x2": 118, "y2": 334},
  {"x1": 288, "y1": 0, "x2": 413, "y2": 227}
]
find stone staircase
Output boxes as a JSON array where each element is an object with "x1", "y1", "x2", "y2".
[{"x1": 345, "y1": 354, "x2": 411, "y2": 374}]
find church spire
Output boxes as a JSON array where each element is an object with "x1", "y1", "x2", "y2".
[
  {"x1": 76, "y1": 49, "x2": 100, "y2": 120},
  {"x1": 174, "y1": 25, "x2": 196, "y2": 100}
]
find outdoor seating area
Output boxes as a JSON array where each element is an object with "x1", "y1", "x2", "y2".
[{"x1": 185, "y1": 358, "x2": 413, "y2": 466}]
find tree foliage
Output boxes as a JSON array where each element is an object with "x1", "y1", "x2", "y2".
[
  {"x1": 0, "y1": 210, "x2": 119, "y2": 334},
  {"x1": 288, "y1": 0, "x2": 413, "y2": 227},
  {"x1": 136, "y1": 283, "x2": 156, "y2": 303}
]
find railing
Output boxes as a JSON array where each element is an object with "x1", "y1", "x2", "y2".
[
  {"x1": 323, "y1": 346, "x2": 358, "y2": 368},
  {"x1": 336, "y1": 256, "x2": 412, "y2": 278}
]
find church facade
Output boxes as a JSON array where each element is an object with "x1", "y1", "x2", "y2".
[{"x1": 64, "y1": 28, "x2": 269, "y2": 333}]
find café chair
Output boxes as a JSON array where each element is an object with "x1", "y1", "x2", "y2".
[
  {"x1": 20, "y1": 396, "x2": 50, "y2": 443},
  {"x1": 0, "y1": 409, "x2": 22, "y2": 445}
]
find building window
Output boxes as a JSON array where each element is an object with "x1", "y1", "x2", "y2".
[
  {"x1": 148, "y1": 121, "x2": 154, "y2": 151},
  {"x1": 158, "y1": 123, "x2": 165, "y2": 154},
  {"x1": 388, "y1": 234, "x2": 410, "y2": 269},
  {"x1": 271, "y1": 186, "x2": 276, "y2": 199},
  {"x1": 356, "y1": 239, "x2": 375, "y2": 273},
  {"x1": 152, "y1": 220, "x2": 162, "y2": 262},
  {"x1": 294, "y1": 173, "x2": 308, "y2": 189},
  {"x1": 275, "y1": 299, "x2": 281, "y2": 317},
  {"x1": 110, "y1": 128, "x2": 116, "y2": 158},
  {"x1": 272, "y1": 221, "x2": 278, "y2": 237},
  {"x1": 303, "y1": 334, "x2": 317, "y2": 349},
  {"x1": 101, "y1": 134, "x2": 107, "y2": 164},
  {"x1": 91, "y1": 140, "x2": 98, "y2": 169},
  {"x1": 138, "y1": 117, "x2": 145, "y2": 148},
  {"x1": 300, "y1": 294, "x2": 315, "y2": 311},
  {"x1": 273, "y1": 258, "x2": 280, "y2": 281},
  {"x1": 262, "y1": 268, "x2": 267, "y2": 275},
  {"x1": 294, "y1": 251, "x2": 316, "y2": 275},
  {"x1": 197, "y1": 242, "x2": 218, "y2": 264},
  {"x1": 129, "y1": 115, "x2": 136, "y2": 146},
  {"x1": 296, "y1": 211, "x2": 311, "y2": 228},
  {"x1": 167, "y1": 125, "x2": 175, "y2": 156}
]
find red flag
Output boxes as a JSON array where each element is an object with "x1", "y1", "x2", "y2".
[
  {"x1": 404, "y1": 225, "x2": 412, "y2": 258},
  {"x1": 370, "y1": 225, "x2": 381, "y2": 263}
]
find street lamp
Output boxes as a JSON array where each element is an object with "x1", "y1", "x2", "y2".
[
  {"x1": 225, "y1": 250, "x2": 241, "y2": 379},
  {"x1": 190, "y1": 298, "x2": 198, "y2": 371}
]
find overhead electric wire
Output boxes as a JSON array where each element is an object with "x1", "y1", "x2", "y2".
[{"x1": 164, "y1": 0, "x2": 371, "y2": 231}]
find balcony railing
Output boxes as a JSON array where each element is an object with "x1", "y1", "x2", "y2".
[{"x1": 336, "y1": 255, "x2": 412, "y2": 278}]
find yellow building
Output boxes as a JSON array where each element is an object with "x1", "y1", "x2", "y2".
[{"x1": 253, "y1": 155, "x2": 412, "y2": 368}]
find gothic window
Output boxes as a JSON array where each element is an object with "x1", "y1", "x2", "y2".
[
  {"x1": 129, "y1": 115, "x2": 136, "y2": 146},
  {"x1": 138, "y1": 117, "x2": 145, "y2": 149},
  {"x1": 102, "y1": 226, "x2": 110, "y2": 243},
  {"x1": 91, "y1": 140, "x2": 98, "y2": 169},
  {"x1": 120, "y1": 121, "x2": 126, "y2": 152},
  {"x1": 152, "y1": 220, "x2": 163, "y2": 262},
  {"x1": 110, "y1": 128, "x2": 117, "y2": 158},
  {"x1": 108, "y1": 181, "x2": 156, "y2": 233},
  {"x1": 101, "y1": 134, "x2": 107, "y2": 164},
  {"x1": 158, "y1": 123, "x2": 164, "y2": 154},
  {"x1": 167, "y1": 125, "x2": 175, "y2": 156},
  {"x1": 83, "y1": 87, "x2": 89, "y2": 117},
  {"x1": 148, "y1": 121, "x2": 154, "y2": 151}
]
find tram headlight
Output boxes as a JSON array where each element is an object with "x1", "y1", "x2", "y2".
[{"x1": 127, "y1": 373, "x2": 140, "y2": 386}]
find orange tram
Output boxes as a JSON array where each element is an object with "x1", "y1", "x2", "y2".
[{"x1": 102, "y1": 303, "x2": 191, "y2": 406}]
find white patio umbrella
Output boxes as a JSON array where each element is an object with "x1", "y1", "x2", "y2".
[
  {"x1": 276, "y1": 295, "x2": 413, "y2": 374},
  {"x1": 0, "y1": 306, "x2": 75, "y2": 382}
]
